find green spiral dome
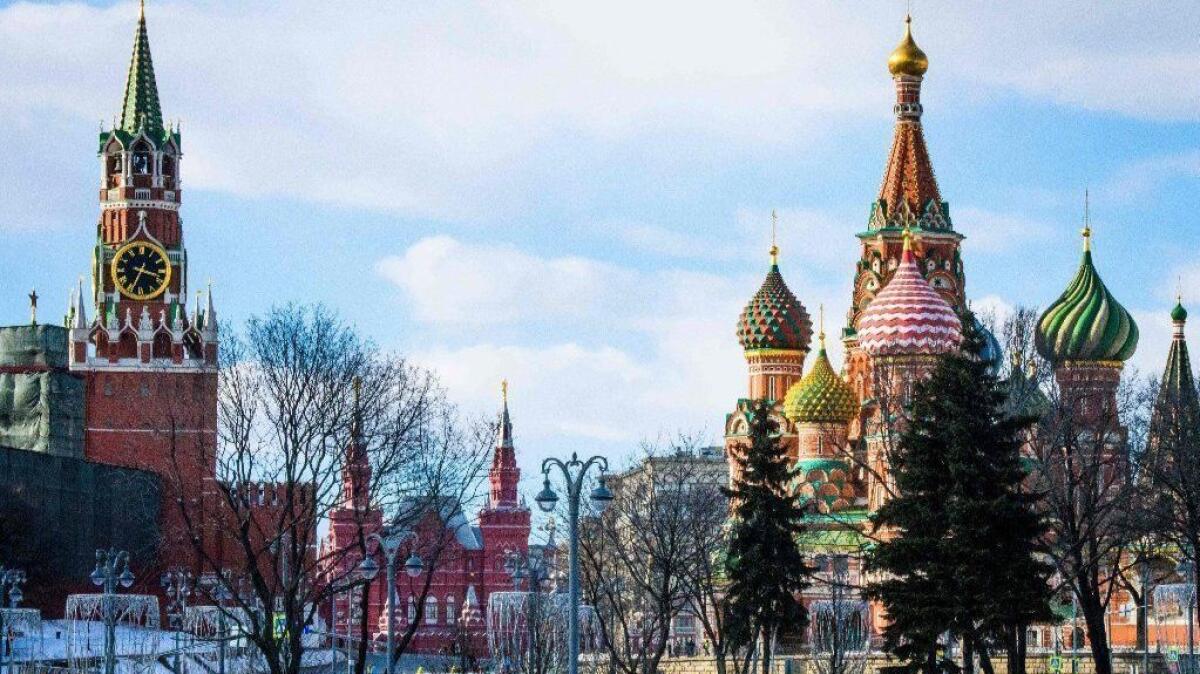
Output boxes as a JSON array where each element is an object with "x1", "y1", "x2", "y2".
[
  {"x1": 1036, "y1": 249, "x2": 1138, "y2": 364},
  {"x1": 783, "y1": 346, "x2": 858, "y2": 424}
]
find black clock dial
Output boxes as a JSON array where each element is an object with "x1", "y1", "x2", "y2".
[{"x1": 113, "y1": 243, "x2": 171, "y2": 299}]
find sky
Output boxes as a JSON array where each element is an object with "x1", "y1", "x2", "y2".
[{"x1": 1, "y1": 1, "x2": 1198, "y2": 498}]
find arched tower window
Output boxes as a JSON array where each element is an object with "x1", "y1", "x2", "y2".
[
  {"x1": 162, "y1": 143, "x2": 179, "y2": 187},
  {"x1": 152, "y1": 333, "x2": 172, "y2": 360},
  {"x1": 131, "y1": 140, "x2": 153, "y2": 176},
  {"x1": 425, "y1": 597, "x2": 438, "y2": 625},
  {"x1": 407, "y1": 596, "x2": 416, "y2": 623},
  {"x1": 446, "y1": 595, "x2": 457, "y2": 626}
]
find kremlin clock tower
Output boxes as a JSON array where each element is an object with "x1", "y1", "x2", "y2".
[{"x1": 68, "y1": 1, "x2": 218, "y2": 557}]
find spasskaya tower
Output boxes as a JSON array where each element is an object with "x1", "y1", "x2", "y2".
[{"x1": 69, "y1": 1, "x2": 218, "y2": 548}]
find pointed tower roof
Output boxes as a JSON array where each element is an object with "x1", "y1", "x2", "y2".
[
  {"x1": 120, "y1": 0, "x2": 164, "y2": 138},
  {"x1": 1158, "y1": 300, "x2": 1198, "y2": 418},
  {"x1": 72, "y1": 278, "x2": 89, "y2": 329},
  {"x1": 1035, "y1": 224, "x2": 1138, "y2": 364},
  {"x1": 496, "y1": 379, "x2": 513, "y2": 449},
  {"x1": 871, "y1": 15, "x2": 951, "y2": 232},
  {"x1": 857, "y1": 230, "x2": 962, "y2": 356}
]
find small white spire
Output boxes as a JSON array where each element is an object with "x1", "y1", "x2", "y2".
[
  {"x1": 73, "y1": 278, "x2": 89, "y2": 329},
  {"x1": 203, "y1": 282, "x2": 218, "y2": 336}
]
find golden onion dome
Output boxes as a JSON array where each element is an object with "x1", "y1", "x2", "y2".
[{"x1": 888, "y1": 15, "x2": 928, "y2": 77}]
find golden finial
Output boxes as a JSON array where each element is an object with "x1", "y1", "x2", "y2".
[
  {"x1": 1081, "y1": 189, "x2": 1092, "y2": 252},
  {"x1": 28, "y1": 289, "x2": 38, "y2": 326},
  {"x1": 139, "y1": 0, "x2": 146, "y2": 20},
  {"x1": 818, "y1": 304, "x2": 826, "y2": 349},
  {"x1": 501, "y1": 379, "x2": 509, "y2": 404},
  {"x1": 769, "y1": 209, "x2": 779, "y2": 266},
  {"x1": 902, "y1": 226, "x2": 914, "y2": 252},
  {"x1": 888, "y1": 14, "x2": 929, "y2": 77}
]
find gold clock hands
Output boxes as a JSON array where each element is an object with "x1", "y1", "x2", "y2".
[
  {"x1": 134, "y1": 264, "x2": 164, "y2": 280},
  {"x1": 130, "y1": 268, "x2": 145, "y2": 289}
]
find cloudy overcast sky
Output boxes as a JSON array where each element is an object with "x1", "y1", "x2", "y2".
[{"x1": 1, "y1": 1, "x2": 1198, "y2": 490}]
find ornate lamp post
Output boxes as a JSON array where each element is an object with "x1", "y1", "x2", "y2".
[
  {"x1": 359, "y1": 525, "x2": 422, "y2": 674},
  {"x1": 91, "y1": 549, "x2": 135, "y2": 674},
  {"x1": 505, "y1": 551, "x2": 553, "y2": 674},
  {"x1": 1179, "y1": 559, "x2": 1196, "y2": 674},
  {"x1": 161, "y1": 568, "x2": 192, "y2": 674},
  {"x1": 1, "y1": 566, "x2": 27, "y2": 673},
  {"x1": 535, "y1": 452, "x2": 614, "y2": 674}
]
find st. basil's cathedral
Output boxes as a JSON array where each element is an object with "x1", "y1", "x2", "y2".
[{"x1": 723, "y1": 16, "x2": 1184, "y2": 651}]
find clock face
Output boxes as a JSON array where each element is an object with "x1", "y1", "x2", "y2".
[{"x1": 111, "y1": 241, "x2": 172, "y2": 300}]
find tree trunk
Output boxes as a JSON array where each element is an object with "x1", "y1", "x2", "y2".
[
  {"x1": 761, "y1": 627, "x2": 772, "y2": 674},
  {"x1": 964, "y1": 634, "x2": 975, "y2": 674},
  {"x1": 976, "y1": 637, "x2": 995, "y2": 674},
  {"x1": 1005, "y1": 624, "x2": 1027, "y2": 674},
  {"x1": 926, "y1": 645, "x2": 939, "y2": 674},
  {"x1": 1079, "y1": 590, "x2": 1113, "y2": 674}
]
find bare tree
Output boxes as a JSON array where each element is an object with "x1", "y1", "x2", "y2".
[
  {"x1": 580, "y1": 440, "x2": 714, "y2": 674},
  {"x1": 154, "y1": 304, "x2": 488, "y2": 674},
  {"x1": 1004, "y1": 307, "x2": 1150, "y2": 674}
]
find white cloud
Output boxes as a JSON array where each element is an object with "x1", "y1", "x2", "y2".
[
  {"x1": 386, "y1": 236, "x2": 754, "y2": 453},
  {"x1": 376, "y1": 236, "x2": 631, "y2": 326},
  {"x1": 2, "y1": 1, "x2": 1196, "y2": 225}
]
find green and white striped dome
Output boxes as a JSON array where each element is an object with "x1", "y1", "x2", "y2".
[{"x1": 1035, "y1": 231, "x2": 1138, "y2": 364}]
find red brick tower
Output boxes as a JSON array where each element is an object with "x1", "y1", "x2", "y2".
[
  {"x1": 478, "y1": 382, "x2": 531, "y2": 592},
  {"x1": 322, "y1": 380, "x2": 384, "y2": 641},
  {"x1": 69, "y1": 2, "x2": 217, "y2": 561}
]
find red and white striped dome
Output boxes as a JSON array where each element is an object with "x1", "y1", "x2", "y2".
[{"x1": 857, "y1": 238, "x2": 961, "y2": 357}]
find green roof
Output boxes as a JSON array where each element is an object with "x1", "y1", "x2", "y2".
[
  {"x1": 121, "y1": 2, "x2": 163, "y2": 138},
  {"x1": 1036, "y1": 247, "x2": 1138, "y2": 364}
]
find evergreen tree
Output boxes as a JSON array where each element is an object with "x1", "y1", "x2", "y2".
[
  {"x1": 723, "y1": 399, "x2": 811, "y2": 674},
  {"x1": 864, "y1": 315, "x2": 1052, "y2": 674}
]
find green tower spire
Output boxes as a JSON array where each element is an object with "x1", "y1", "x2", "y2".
[
  {"x1": 1159, "y1": 300, "x2": 1199, "y2": 420},
  {"x1": 120, "y1": 0, "x2": 163, "y2": 138}
]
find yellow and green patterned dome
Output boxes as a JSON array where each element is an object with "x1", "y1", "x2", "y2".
[
  {"x1": 784, "y1": 331, "x2": 858, "y2": 425},
  {"x1": 1036, "y1": 228, "x2": 1138, "y2": 364}
]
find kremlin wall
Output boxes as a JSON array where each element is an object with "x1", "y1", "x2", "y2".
[{"x1": 0, "y1": 3, "x2": 1196, "y2": 663}]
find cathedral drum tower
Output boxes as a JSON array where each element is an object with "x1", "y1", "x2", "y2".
[
  {"x1": 68, "y1": 2, "x2": 218, "y2": 559},
  {"x1": 725, "y1": 238, "x2": 813, "y2": 477}
]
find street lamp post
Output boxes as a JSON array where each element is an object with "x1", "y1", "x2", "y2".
[
  {"x1": 1178, "y1": 559, "x2": 1196, "y2": 674},
  {"x1": 91, "y1": 549, "x2": 135, "y2": 674},
  {"x1": 1, "y1": 566, "x2": 27, "y2": 674},
  {"x1": 161, "y1": 568, "x2": 193, "y2": 674},
  {"x1": 203, "y1": 576, "x2": 234, "y2": 674},
  {"x1": 535, "y1": 452, "x2": 614, "y2": 674},
  {"x1": 505, "y1": 551, "x2": 552, "y2": 674},
  {"x1": 359, "y1": 525, "x2": 423, "y2": 674}
]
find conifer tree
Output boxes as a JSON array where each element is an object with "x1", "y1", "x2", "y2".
[
  {"x1": 864, "y1": 315, "x2": 1052, "y2": 674},
  {"x1": 723, "y1": 399, "x2": 811, "y2": 674}
]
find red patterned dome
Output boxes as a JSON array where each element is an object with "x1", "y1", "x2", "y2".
[
  {"x1": 857, "y1": 233, "x2": 961, "y2": 356},
  {"x1": 736, "y1": 251, "x2": 812, "y2": 353}
]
